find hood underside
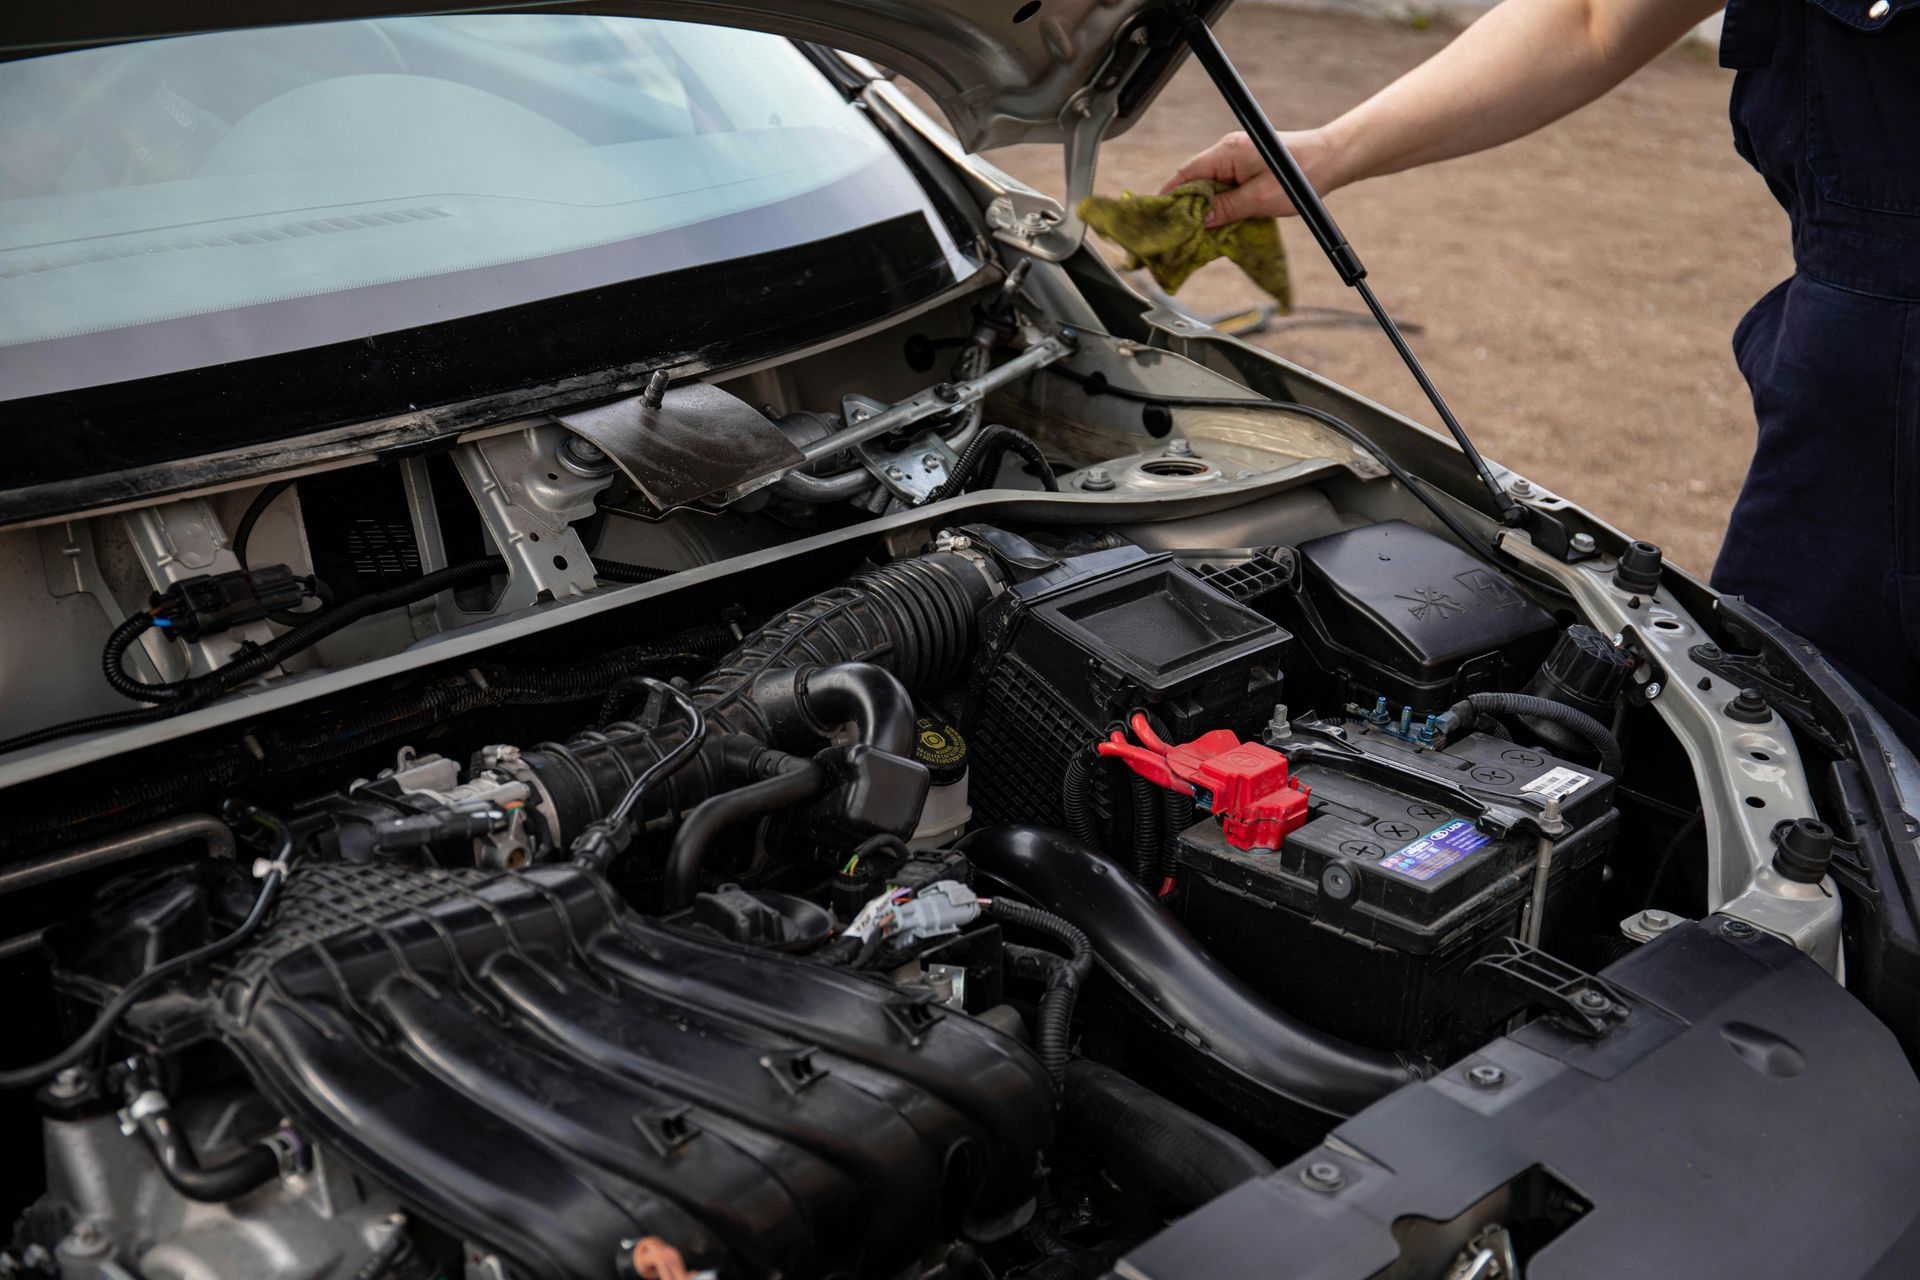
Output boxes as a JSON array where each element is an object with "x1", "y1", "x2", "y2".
[{"x1": 0, "y1": 0, "x2": 1227, "y2": 150}]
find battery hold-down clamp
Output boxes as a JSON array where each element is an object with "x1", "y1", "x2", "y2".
[{"x1": 1098, "y1": 713, "x2": 1311, "y2": 852}]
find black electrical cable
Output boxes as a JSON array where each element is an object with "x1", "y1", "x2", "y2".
[
  {"x1": 85, "y1": 551, "x2": 673, "y2": 713},
  {"x1": 106, "y1": 557, "x2": 509, "y2": 706},
  {"x1": 985, "y1": 898, "x2": 1093, "y2": 1089},
  {"x1": 1127, "y1": 772, "x2": 1162, "y2": 889},
  {"x1": 232, "y1": 479, "x2": 295, "y2": 572},
  {"x1": 1445, "y1": 691, "x2": 1624, "y2": 778},
  {"x1": 0, "y1": 807, "x2": 292, "y2": 1091},
  {"x1": 571, "y1": 680, "x2": 708, "y2": 869},
  {"x1": 923, "y1": 423, "x2": 1058, "y2": 502},
  {"x1": 1042, "y1": 364, "x2": 1571, "y2": 602},
  {"x1": 1060, "y1": 751, "x2": 1100, "y2": 851}
]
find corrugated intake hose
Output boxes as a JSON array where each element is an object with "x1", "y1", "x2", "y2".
[
  {"x1": 526, "y1": 549, "x2": 1000, "y2": 850},
  {"x1": 1061, "y1": 1059, "x2": 1273, "y2": 1208},
  {"x1": 957, "y1": 825, "x2": 1425, "y2": 1120},
  {"x1": 1445, "y1": 691, "x2": 1623, "y2": 777}
]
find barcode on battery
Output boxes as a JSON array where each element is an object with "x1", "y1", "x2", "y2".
[{"x1": 1521, "y1": 765, "x2": 1591, "y2": 802}]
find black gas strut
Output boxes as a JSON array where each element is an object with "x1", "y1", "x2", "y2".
[{"x1": 1179, "y1": 10, "x2": 1569, "y2": 546}]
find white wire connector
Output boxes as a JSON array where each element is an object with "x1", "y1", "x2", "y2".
[{"x1": 843, "y1": 880, "x2": 981, "y2": 948}]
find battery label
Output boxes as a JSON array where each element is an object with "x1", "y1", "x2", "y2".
[
  {"x1": 1521, "y1": 765, "x2": 1592, "y2": 802},
  {"x1": 1378, "y1": 818, "x2": 1491, "y2": 882}
]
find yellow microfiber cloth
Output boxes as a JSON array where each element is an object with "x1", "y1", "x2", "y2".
[{"x1": 1078, "y1": 178, "x2": 1292, "y2": 311}]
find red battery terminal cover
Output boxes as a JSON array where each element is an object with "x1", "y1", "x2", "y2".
[{"x1": 1096, "y1": 713, "x2": 1311, "y2": 851}]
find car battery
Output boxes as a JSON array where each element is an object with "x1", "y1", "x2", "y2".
[{"x1": 1170, "y1": 723, "x2": 1617, "y2": 1063}]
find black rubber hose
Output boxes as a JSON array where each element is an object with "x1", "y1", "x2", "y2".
[
  {"x1": 1447, "y1": 691, "x2": 1623, "y2": 778},
  {"x1": 742, "y1": 661, "x2": 918, "y2": 758},
  {"x1": 663, "y1": 760, "x2": 827, "y2": 907},
  {"x1": 130, "y1": 1101, "x2": 281, "y2": 1203},
  {"x1": 957, "y1": 825, "x2": 1423, "y2": 1119},
  {"x1": 1128, "y1": 773, "x2": 1162, "y2": 889},
  {"x1": 986, "y1": 898, "x2": 1093, "y2": 1089},
  {"x1": 924, "y1": 424, "x2": 1058, "y2": 502},
  {"x1": 1061, "y1": 1059, "x2": 1273, "y2": 1208},
  {"x1": 1061, "y1": 752, "x2": 1100, "y2": 851}
]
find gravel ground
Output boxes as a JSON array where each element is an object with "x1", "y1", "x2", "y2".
[{"x1": 978, "y1": 7, "x2": 1792, "y2": 574}]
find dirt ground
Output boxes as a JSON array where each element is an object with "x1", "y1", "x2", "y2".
[{"x1": 978, "y1": 7, "x2": 1792, "y2": 575}]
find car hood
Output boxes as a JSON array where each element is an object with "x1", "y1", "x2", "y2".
[{"x1": 0, "y1": 0, "x2": 1226, "y2": 151}]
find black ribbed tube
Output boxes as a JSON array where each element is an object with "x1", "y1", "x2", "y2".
[
  {"x1": 1160, "y1": 790, "x2": 1196, "y2": 882},
  {"x1": 1061, "y1": 752, "x2": 1100, "y2": 850},
  {"x1": 1447, "y1": 691, "x2": 1623, "y2": 777},
  {"x1": 1061, "y1": 1059, "x2": 1273, "y2": 1208},
  {"x1": 1128, "y1": 773, "x2": 1162, "y2": 888}
]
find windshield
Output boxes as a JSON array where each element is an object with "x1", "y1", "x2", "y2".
[{"x1": 0, "y1": 16, "x2": 971, "y2": 401}]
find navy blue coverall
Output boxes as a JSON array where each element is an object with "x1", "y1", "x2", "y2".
[{"x1": 1713, "y1": 0, "x2": 1920, "y2": 744}]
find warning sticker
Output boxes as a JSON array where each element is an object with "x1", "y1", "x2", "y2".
[
  {"x1": 1521, "y1": 766, "x2": 1592, "y2": 802},
  {"x1": 1378, "y1": 819, "x2": 1490, "y2": 882}
]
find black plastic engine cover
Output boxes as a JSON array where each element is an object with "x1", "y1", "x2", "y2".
[
  {"x1": 1115, "y1": 922, "x2": 1920, "y2": 1278},
  {"x1": 211, "y1": 863, "x2": 1052, "y2": 1278}
]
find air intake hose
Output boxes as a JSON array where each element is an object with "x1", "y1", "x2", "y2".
[
  {"x1": 522, "y1": 549, "x2": 999, "y2": 841},
  {"x1": 956, "y1": 825, "x2": 1425, "y2": 1121}
]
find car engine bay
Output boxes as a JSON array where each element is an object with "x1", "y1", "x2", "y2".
[{"x1": 1, "y1": 252, "x2": 1913, "y2": 1280}]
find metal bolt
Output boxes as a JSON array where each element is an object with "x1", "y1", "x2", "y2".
[
  {"x1": 639, "y1": 369, "x2": 669, "y2": 410},
  {"x1": 48, "y1": 1067, "x2": 89, "y2": 1099},
  {"x1": 1301, "y1": 1161, "x2": 1345, "y2": 1191},
  {"x1": 1576, "y1": 990, "x2": 1611, "y2": 1012},
  {"x1": 1870, "y1": 0, "x2": 1890, "y2": 17},
  {"x1": 1131, "y1": 25, "x2": 1151, "y2": 43},
  {"x1": 1721, "y1": 918, "x2": 1757, "y2": 940},
  {"x1": 1644, "y1": 681, "x2": 1663, "y2": 700},
  {"x1": 1167, "y1": 438, "x2": 1193, "y2": 456},
  {"x1": 1081, "y1": 467, "x2": 1115, "y2": 492},
  {"x1": 885, "y1": 466, "x2": 906, "y2": 482},
  {"x1": 1570, "y1": 532, "x2": 1597, "y2": 555},
  {"x1": 557, "y1": 434, "x2": 614, "y2": 477},
  {"x1": 922, "y1": 453, "x2": 943, "y2": 470},
  {"x1": 1638, "y1": 909, "x2": 1673, "y2": 933},
  {"x1": 850, "y1": 408, "x2": 871, "y2": 423},
  {"x1": 1467, "y1": 1064, "x2": 1506, "y2": 1089},
  {"x1": 932, "y1": 382, "x2": 961, "y2": 404},
  {"x1": 1508, "y1": 477, "x2": 1534, "y2": 498}
]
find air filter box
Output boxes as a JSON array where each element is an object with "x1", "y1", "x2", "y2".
[
  {"x1": 1271, "y1": 521, "x2": 1556, "y2": 714},
  {"x1": 966, "y1": 545, "x2": 1289, "y2": 828},
  {"x1": 1172, "y1": 721, "x2": 1616, "y2": 1062}
]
